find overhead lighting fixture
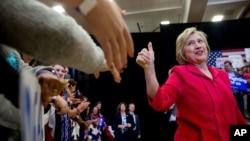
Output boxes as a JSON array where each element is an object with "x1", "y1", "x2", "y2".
[
  {"x1": 212, "y1": 15, "x2": 224, "y2": 22},
  {"x1": 161, "y1": 20, "x2": 170, "y2": 25},
  {"x1": 52, "y1": 5, "x2": 65, "y2": 14}
]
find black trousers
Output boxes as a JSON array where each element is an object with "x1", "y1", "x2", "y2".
[
  {"x1": 234, "y1": 92, "x2": 245, "y2": 117},
  {"x1": 160, "y1": 121, "x2": 178, "y2": 141},
  {"x1": 247, "y1": 94, "x2": 250, "y2": 118}
]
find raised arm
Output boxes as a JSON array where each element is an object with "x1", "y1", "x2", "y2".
[{"x1": 136, "y1": 42, "x2": 159, "y2": 99}]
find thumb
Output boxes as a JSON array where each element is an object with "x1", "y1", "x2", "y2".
[{"x1": 148, "y1": 42, "x2": 153, "y2": 52}]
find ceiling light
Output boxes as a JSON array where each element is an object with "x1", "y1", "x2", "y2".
[
  {"x1": 161, "y1": 20, "x2": 170, "y2": 25},
  {"x1": 212, "y1": 15, "x2": 224, "y2": 22},
  {"x1": 52, "y1": 5, "x2": 65, "y2": 14}
]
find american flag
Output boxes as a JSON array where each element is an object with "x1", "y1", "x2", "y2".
[{"x1": 207, "y1": 48, "x2": 245, "y2": 67}]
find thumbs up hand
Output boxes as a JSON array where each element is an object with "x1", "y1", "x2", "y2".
[{"x1": 136, "y1": 42, "x2": 155, "y2": 69}]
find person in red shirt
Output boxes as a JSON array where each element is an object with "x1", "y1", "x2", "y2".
[{"x1": 136, "y1": 27, "x2": 247, "y2": 141}]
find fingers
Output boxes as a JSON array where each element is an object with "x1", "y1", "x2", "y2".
[
  {"x1": 139, "y1": 48, "x2": 151, "y2": 60},
  {"x1": 124, "y1": 26, "x2": 134, "y2": 58},
  {"x1": 148, "y1": 42, "x2": 153, "y2": 51},
  {"x1": 78, "y1": 100, "x2": 90, "y2": 112},
  {"x1": 136, "y1": 47, "x2": 152, "y2": 67},
  {"x1": 102, "y1": 41, "x2": 113, "y2": 69},
  {"x1": 117, "y1": 30, "x2": 127, "y2": 69},
  {"x1": 48, "y1": 78, "x2": 67, "y2": 96},
  {"x1": 110, "y1": 63, "x2": 122, "y2": 83},
  {"x1": 93, "y1": 71, "x2": 100, "y2": 79},
  {"x1": 107, "y1": 25, "x2": 133, "y2": 72},
  {"x1": 136, "y1": 58, "x2": 146, "y2": 67},
  {"x1": 110, "y1": 38, "x2": 122, "y2": 70}
]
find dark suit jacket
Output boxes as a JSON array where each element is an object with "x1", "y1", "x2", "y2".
[
  {"x1": 132, "y1": 114, "x2": 141, "y2": 137},
  {"x1": 112, "y1": 113, "x2": 135, "y2": 140}
]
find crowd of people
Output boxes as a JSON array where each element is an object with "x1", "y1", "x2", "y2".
[{"x1": 224, "y1": 60, "x2": 250, "y2": 119}]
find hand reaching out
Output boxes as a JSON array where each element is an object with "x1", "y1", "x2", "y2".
[
  {"x1": 84, "y1": 0, "x2": 134, "y2": 71},
  {"x1": 77, "y1": 99, "x2": 90, "y2": 113},
  {"x1": 38, "y1": 73, "x2": 68, "y2": 107}
]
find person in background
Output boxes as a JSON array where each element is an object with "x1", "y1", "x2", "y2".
[
  {"x1": 160, "y1": 104, "x2": 178, "y2": 141},
  {"x1": 224, "y1": 60, "x2": 245, "y2": 117},
  {"x1": 244, "y1": 65, "x2": 250, "y2": 118},
  {"x1": 96, "y1": 101, "x2": 103, "y2": 117},
  {"x1": 54, "y1": 64, "x2": 67, "y2": 79},
  {"x1": 112, "y1": 102, "x2": 135, "y2": 141},
  {"x1": 64, "y1": 67, "x2": 71, "y2": 79},
  {"x1": 128, "y1": 103, "x2": 141, "y2": 141},
  {"x1": 136, "y1": 27, "x2": 247, "y2": 141}
]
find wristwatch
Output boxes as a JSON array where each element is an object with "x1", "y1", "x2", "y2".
[{"x1": 77, "y1": 0, "x2": 97, "y2": 15}]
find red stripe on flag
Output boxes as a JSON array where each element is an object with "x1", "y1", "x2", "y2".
[
  {"x1": 222, "y1": 48, "x2": 245, "y2": 57},
  {"x1": 222, "y1": 48, "x2": 247, "y2": 63}
]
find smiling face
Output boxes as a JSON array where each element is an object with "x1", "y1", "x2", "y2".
[
  {"x1": 183, "y1": 33, "x2": 208, "y2": 65},
  {"x1": 176, "y1": 27, "x2": 210, "y2": 65},
  {"x1": 54, "y1": 64, "x2": 66, "y2": 79}
]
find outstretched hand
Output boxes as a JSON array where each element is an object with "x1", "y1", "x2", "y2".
[
  {"x1": 136, "y1": 42, "x2": 155, "y2": 69},
  {"x1": 77, "y1": 99, "x2": 90, "y2": 113},
  {"x1": 38, "y1": 74, "x2": 68, "y2": 107},
  {"x1": 84, "y1": 0, "x2": 134, "y2": 71}
]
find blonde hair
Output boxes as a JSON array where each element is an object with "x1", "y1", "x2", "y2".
[{"x1": 176, "y1": 27, "x2": 210, "y2": 64}]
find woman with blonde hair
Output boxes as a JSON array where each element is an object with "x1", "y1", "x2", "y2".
[{"x1": 136, "y1": 27, "x2": 247, "y2": 141}]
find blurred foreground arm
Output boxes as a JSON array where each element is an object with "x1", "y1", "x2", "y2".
[
  {"x1": 0, "y1": 0, "x2": 105, "y2": 74},
  {"x1": 58, "y1": 0, "x2": 135, "y2": 71}
]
